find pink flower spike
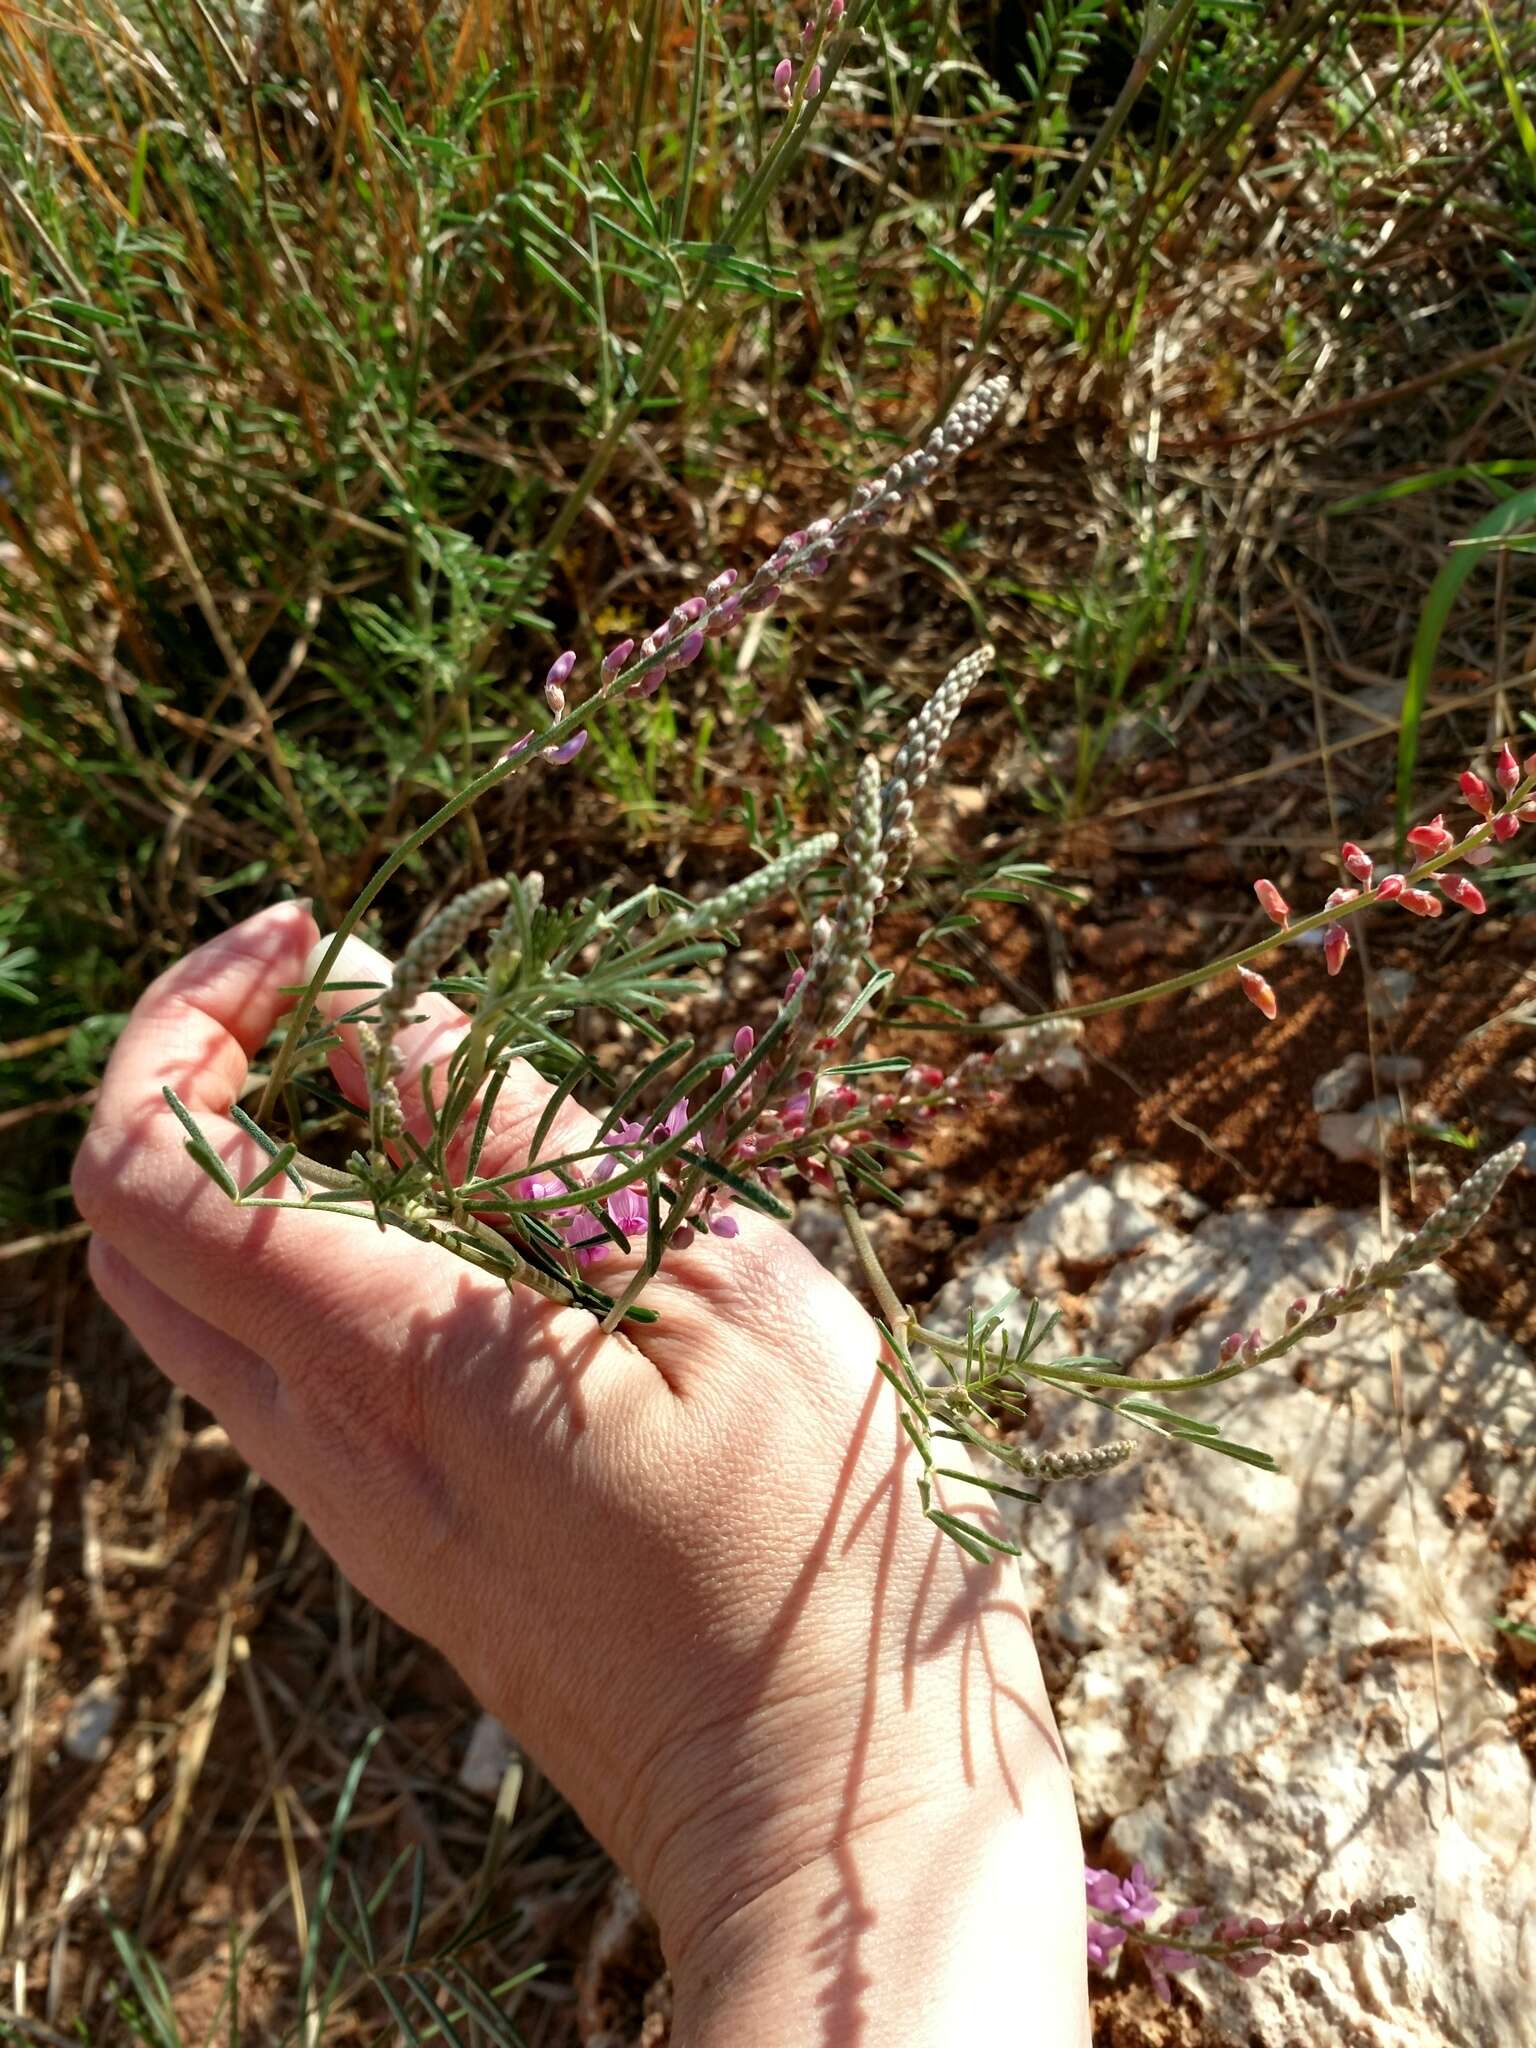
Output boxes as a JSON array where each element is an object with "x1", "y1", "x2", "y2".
[
  {"x1": 1496, "y1": 742, "x2": 1520, "y2": 794},
  {"x1": 805, "y1": 62, "x2": 822, "y2": 94},
  {"x1": 773, "y1": 56, "x2": 793, "y2": 101},
  {"x1": 1405, "y1": 814, "x2": 1453, "y2": 856},
  {"x1": 545, "y1": 649, "x2": 576, "y2": 692},
  {"x1": 1460, "y1": 769, "x2": 1494, "y2": 816},
  {"x1": 1253, "y1": 877, "x2": 1290, "y2": 924},
  {"x1": 733, "y1": 1024, "x2": 755, "y2": 1057},
  {"x1": 545, "y1": 728, "x2": 588, "y2": 765},
  {"x1": 1492, "y1": 813, "x2": 1521, "y2": 841},
  {"x1": 1237, "y1": 966, "x2": 1277, "y2": 1020},
  {"x1": 1439, "y1": 873, "x2": 1487, "y2": 914},
  {"x1": 601, "y1": 637, "x2": 635, "y2": 678},
  {"x1": 1376, "y1": 873, "x2": 1405, "y2": 900},
  {"x1": 1323, "y1": 923, "x2": 1351, "y2": 976},
  {"x1": 1340, "y1": 841, "x2": 1373, "y2": 884}
]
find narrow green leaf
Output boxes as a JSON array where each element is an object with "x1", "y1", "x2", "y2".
[{"x1": 238, "y1": 1142, "x2": 299, "y2": 1198}]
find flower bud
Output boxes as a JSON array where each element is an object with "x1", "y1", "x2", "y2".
[
  {"x1": 665, "y1": 629, "x2": 706, "y2": 670},
  {"x1": 1285, "y1": 1298, "x2": 1308, "y2": 1328},
  {"x1": 1323, "y1": 923, "x2": 1351, "y2": 976},
  {"x1": 1438, "y1": 872, "x2": 1486, "y2": 914},
  {"x1": 733, "y1": 1024, "x2": 755, "y2": 1057},
  {"x1": 706, "y1": 569, "x2": 738, "y2": 602},
  {"x1": 545, "y1": 649, "x2": 576, "y2": 691},
  {"x1": 1491, "y1": 813, "x2": 1520, "y2": 842},
  {"x1": 1219, "y1": 1333, "x2": 1244, "y2": 1363},
  {"x1": 773, "y1": 55, "x2": 793, "y2": 100},
  {"x1": 545, "y1": 682, "x2": 566, "y2": 716},
  {"x1": 545, "y1": 728, "x2": 588, "y2": 765},
  {"x1": 1237, "y1": 966, "x2": 1277, "y2": 1020},
  {"x1": 1253, "y1": 878, "x2": 1290, "y2": 924},
  {"x1": 805, "y1": 62, "x2": 822, "y2": 94},
  {"x1": 1460, "y1": 769, "x2": 1493, "y2": 817},
  {"x1": 601, "y1": 637, "x2": 635, "y2": 677},
  {"x1": 1340, "y1": 842, "x2": 1373, "y2": 884},
  {"x1": 1398, "y1": 886, "x2": 1442, "y2": 917},
  {"x1": 1376, "y1": 873, "x2": 1405, "y2": 900},
  {"x1": 1405, "y1": 814, "x2": 1453, "y2": 856},
  {"x1": 1496, "y1": 741, "x2": 1520, "y2": 794}
]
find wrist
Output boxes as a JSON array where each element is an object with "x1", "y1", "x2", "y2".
[{"x1": 664, "y1": 1761, "x2": 1089, "y2": 2047}]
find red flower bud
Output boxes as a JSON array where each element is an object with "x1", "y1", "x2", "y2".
[
  {"x1": 1496, "y1": 742, "x2": 1520, "y2": 794},
  {"x1": 1340, "y1": 842, "x2": 1373, "y2": 884},
  {"x1": 1237, "y1": 966, "x2": 1277, "y2": 1020},
  {"x1": 1376, "y1": 874, "x2": 1405, "y2": 900},
  {"x1": 1397, "y1": 886, "x2": 1443, "y2": 917},
  {"x1": 1438, "y1": 873, "x2": 1486, "y2": 914},
  {"x1": 1405, "y1": 814, "x2": 1453, "y2": 856},
  {"x1": 1253, "y1": 878, "x2": 1290, "y2": 924},
  {"x1": 1322, "y1": 924, "x2": 1351, "y2": 976},
  {"x1": 1460, "y1": 770, "x2": 1493, "y2": 817},
  {"x1": 1491, "y1": 813, "x2": 1520, "y2": 842}
]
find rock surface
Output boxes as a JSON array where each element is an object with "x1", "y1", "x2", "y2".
[{"x1": 919, "y1": 1164, "x2": 1535, "y2": 2048}]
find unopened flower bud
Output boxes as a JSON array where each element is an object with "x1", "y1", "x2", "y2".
[
  {"x1": 1460, "y1": 769, "x2": 1493, "y2": 816},
  {"x1": 1439, "y1": 873, "x2": 1487, "y2": 914},
  {"x1": 706, "y1": 570, "x2": 737, "y2": 602},
  {"x1": 1238, "y1": 966, "x2": 1278, "y2": 1020},
  {"x1": 733, "y1": 1024, "x2": 755, "y2": 1057},
  {"x1": 545, "y1": 649, "x2": 576, "y2": 692},
  {"x1": 802, "y1": 15, "x2": 815, "y2": 47},
  {"x1": 1219, "y1": 1333, "x2": 1244, "y2": 1363},
  {"x1": 1397, "y1": 886, "x2": 1442, "y2": 917},
  {"x1": 601, "y1": 637, "x2": 635, "y2": 678},
  {"x1": 1253, "y1": 878, "x2": 1290, "y2": 924},
  {"x1": 666, "y1": 629, "x2": 706, "y2": 670},
  {"x1": 805, "y1": 61, "x2": 822, "y2": 94},
  {"x1": 545, "y1": 728, "x2": 588, "y2": 765},
  {"x1": 773, "y1": 55, "x2": 793, "y2": 100},
  {"x1": 1496, "y1": 742, "x2": 1520, "y2": 794},
  {"x1": 1376, "y1": 873, "x2": 1405, "y2": 900},
  {"x1": 1285, "y1": 1298, "x2": 1308, "y2": 1328},
  {"x1": 1323, "y1": 923, "x2": 1351, "y2": 976},
  {"x1": 1242, "y1": 1329, "x2": 1264, "y2": 1362},
  {"x1": 1405, "y1": 814, "x2": 1453, "y2": 856},
  {"x1": 1491, "y1": 813, "x2": 1520, "y2": 841},
  {"x1": 1340, "y1": 842, "x2": 1373, "y2": 884}
]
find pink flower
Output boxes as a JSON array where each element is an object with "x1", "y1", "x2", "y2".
[
  {"x1": 805, "y1": 61, "x2": 822, "y2": 94},
  {"x1": 733, "y1": 1024, "x2": 755, "y2": 1057},
  {"x1": 653, "y1": 1097, "x2": 691, "y2": 1142},
  {"x1": 709, "y1": 1211, "x2": 739, "y2": 1238},
  {"x1": 1376, "y1": 873, "x2": 1405, "y2": 900},
  {"x1": 604, "y1": 1180, "x2": 650, "y2": 1242},
  {"x1": 1492, "y1": 813, "x2": 1521, "y2": 842},
  {"x1": 773, "y1": 55, "x2": 793, "y2": 100},
  {"x1": 1253, "y1": 878, "x2": 1290, "y2": 924},
  {"x1": 1439, "y1": 873, "x2": 1486, "y2": 914},
  {"x1": 1237, "y1": 966, "x2": 1277, "y2": 1020},
  {"x1": 1405, "y1": 814, "x2": 1453, "y2": 856},
  {"x1": 1397, "y1": 886, "x2": 1442, "y2": 917},
  {"x1": 1496, "y1": 741, "x2": 1520, "y2": 794},
  {"x1": 1460, "y1": 769, "x2": 1493, "y2": 817}
]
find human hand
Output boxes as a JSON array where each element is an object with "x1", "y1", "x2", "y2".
[{"x1": 74, "y1": 902, "x2": 1089, "y2": 2045}]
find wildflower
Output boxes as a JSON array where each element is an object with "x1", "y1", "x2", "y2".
[
  {"x1": 544, "y1": 649, "x2": 576, "y2": 707},
  {"x1": 805, "y1": 61, "x2": 822, "y2": 94},
  {"x1": 1496, "y1": 741, "x2": 1520, "y2": 794},
  {"x1": 545, "y1": 729, "x2": 588, "y2": 765},
  {"x1": 1405, "y1": 814, "x2": 1453, "y2": 856},
  {"x1": 1237, "y1": 966, "x2": 1277, "y2": 1020},
  {"x1": 1340, "y1": 841, "x2": 1373, "y2": 884},
  {"x1": 1396, "y1": 886, "x2": 1442, "y2": 917},
  {"x1": 733, "y1": 1025, "x2": 755, "y2": 1057},
  {"x1": 1460, "y1": 769, "x2": 1493, "y2": 817},
  {"x1": 601, "y1": 638, "x2": 635, "y2": 678},
  {"x1": 1375, "y1": 873, "x2": 1405, "y2": 900},
  {"x1": 1438, "y1": 872, "x2": 1486, "y2": 914},
  {"x1": 1492, "y1": 813, "x2": 1521, "y2": 842},
  {"x1": 773, "y1": 55, "x2": 793, "y2": 99},
  {"x1": 604, "y1": 1179, "x2": 650, "y2": 1243},
  {"x1": 1146, "y1": 1946, "x2": 1197, "y2": 2003},
  {"x1": 1253, "y1": 877, "x2": 1290, "y2": 924}
]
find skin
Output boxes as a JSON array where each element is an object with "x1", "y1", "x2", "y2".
[{"x1": 73, "y1": 902, "x2": 1089, "y2": 2045}]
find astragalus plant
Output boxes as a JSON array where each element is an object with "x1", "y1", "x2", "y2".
[{"x1": 166, "y1": 366, "x2": 1531, "y2": 1566}]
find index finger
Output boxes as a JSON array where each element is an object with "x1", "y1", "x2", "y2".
[{"x1": 94, "y1": 899, "x2": 321, "y2": 1129}]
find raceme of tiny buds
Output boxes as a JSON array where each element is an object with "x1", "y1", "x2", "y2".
[
  {"x1": 1230, "y1": 749, "x2": 1534, "y2": 1021},
  {"x1": 1085, "y1": 1863, "x2": 1414, "y2": 2002}
]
